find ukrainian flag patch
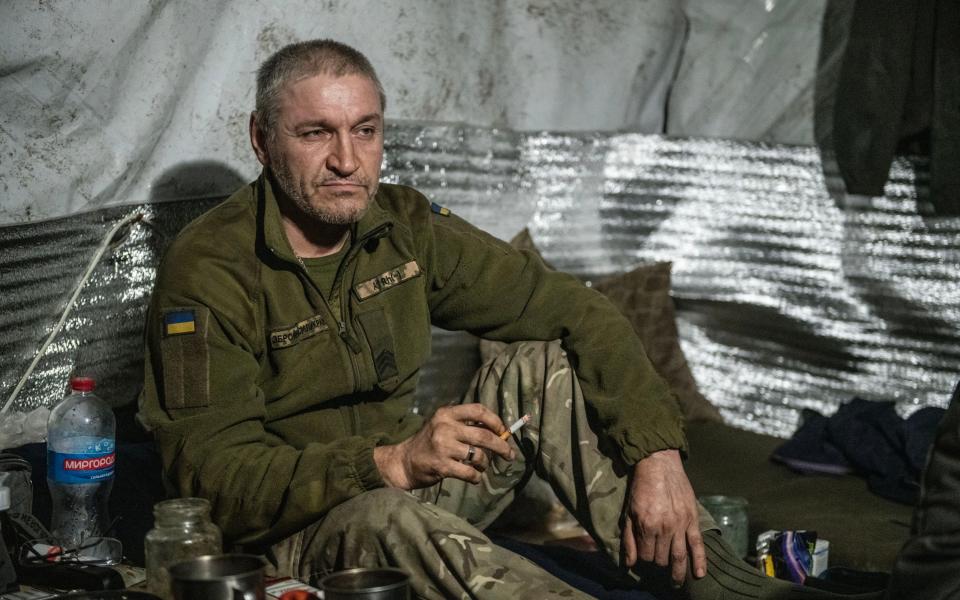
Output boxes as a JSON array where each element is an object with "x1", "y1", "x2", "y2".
[
  {"x1": 164, "y1": 309, "x2": 196, "y2": 336},
  {"x1": 430, "y1": 202, "x2": 451, "y2": 217}
]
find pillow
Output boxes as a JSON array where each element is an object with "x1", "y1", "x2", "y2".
[
  {"x1": 593, "y1": 262, "x2": 722, "y2": 423},
  {"x1": 481, "y1": 228, "x2": 721, "y2": 423}
]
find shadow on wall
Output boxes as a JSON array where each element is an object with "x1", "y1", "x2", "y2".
[
  {"x1": 143, "y1": 160, "x2": 249, "y2": 261},
  {"x1": 150, "y1": 160, "x2": 250, "y2": 205},
  {"x1": 147, "y1": 160, "x2": 249, "y2": 238}
]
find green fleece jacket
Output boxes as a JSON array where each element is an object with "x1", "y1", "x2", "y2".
[{"x1": 138, "y1": 174, "x2": 685, "y2": 547}]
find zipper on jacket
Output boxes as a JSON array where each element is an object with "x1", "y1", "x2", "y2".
[
  {"x1": 285, "y1": 222, "x2": 393, "y2": 392},
  {"x1": 338, "y1": 321, "x2": 361, "y2": 353},
  {"x1": 281, "y1": 247, "x2": 362, "y2": 389},
  {"x1": 333, "y1": 222, "x2": 392, "y2": 391},
  {"x1": 331, "y1": 222, "x2": 393, "y2": 353}
]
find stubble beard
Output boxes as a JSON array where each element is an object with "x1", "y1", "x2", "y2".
[{"x1": 270, "y1": 156, "x2": 378, "y2": 226}]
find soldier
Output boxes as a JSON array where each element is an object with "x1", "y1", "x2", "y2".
[{"x1": 139, "y1": 39, "x2": 859, "y2": 599}]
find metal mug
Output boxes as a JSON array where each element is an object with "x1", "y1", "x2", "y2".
[
  {"x1": 318, "y1": 567, "x2": 411, "y2": 600},
  {"x1": 168, "y1": 553, "x2": 266, "y2": 600}
]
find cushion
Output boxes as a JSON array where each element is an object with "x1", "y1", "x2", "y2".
[
  {"x1": 482, "y1": 229, "x2": 721, "y2": 424},
  {"x1": 592, "y1": 262, "x2": 722, "y2": 424}
]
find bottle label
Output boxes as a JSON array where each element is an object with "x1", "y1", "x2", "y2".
[{"x1": 48, "y1": 448, "x2": 116, "y2": 484}]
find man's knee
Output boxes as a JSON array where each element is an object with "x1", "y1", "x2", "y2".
[
  {"x1": 323, "y1": 488, "x2": 427, "y2": 537},
  {"x1": 492, "y1": 340, "x2": 564, "y2": 365},
  {"x1": 313, "y1": 487, "x2": 473, "y2": 553},
  {"x1": 296, "y1": 489, "x2": 432, "y2": 576},
  {"x1": 483, "y1": 340, "x2": 571, "y2": 398}
]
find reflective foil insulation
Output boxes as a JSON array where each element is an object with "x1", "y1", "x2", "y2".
[{"x1": 2, "y1": 125, "x2": 958, "y2": 438}]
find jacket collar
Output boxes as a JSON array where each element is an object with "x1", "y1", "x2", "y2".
[{"x1": 259, "y1": 171, "x2": 393, "y2": 264}]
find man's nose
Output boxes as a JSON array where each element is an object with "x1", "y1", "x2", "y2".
[{"x1": 327, "y1": 134, "x2": 358, "y2": 176}]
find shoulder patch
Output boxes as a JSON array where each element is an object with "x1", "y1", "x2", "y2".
[
  {"x1": 430, "y1": 202, "x2": 451, "y2": 217},
  {"x1": 164, "y1": 309, "x2": 197, "y2": 336},
  {"x1": 160, "y1": 306, "x2": 210, "y2": 409}
]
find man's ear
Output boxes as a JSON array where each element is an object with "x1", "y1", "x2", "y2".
[{"x1": 250, "y1": 112, "x2": 270, "y2": 167}]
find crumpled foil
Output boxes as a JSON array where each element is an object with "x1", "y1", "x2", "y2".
[{"x1": 2, "y1": 124, "x2": 958, "y2": 439}]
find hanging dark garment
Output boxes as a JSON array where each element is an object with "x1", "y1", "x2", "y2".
[{"x1": 833, "y1": 0, "x2": 960, "y2": 215}]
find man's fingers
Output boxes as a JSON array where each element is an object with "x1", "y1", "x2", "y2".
[
  {"x1": 622, "y1": 517, "x2": 637, "y2": 567},
  {"x1": 444, "y1": 403, "x2": 508, "y2": 438},
  {"x1": 670, "y1": 532, "x2": 689, "y2": 585},
  {"x1": 459, "y1": 443, "x2": 490, "y2": 472},
  {"x1": 654, "y1": 527, "x2": 672, "y2": 567},
  {"x1": 687, "y1": 526, "x2": 707, "y2": 579},
  {"x1": 446, "y1": 459, "x2": 483, "y2": 484},
  {"x1": 434, "y1": 404, "x2": 515, "y2": 460},
  {"x1": 637, "y1": 523, "x2": 658, "y2": 563},
  {"x1": 460, "y1": 425, "x2": 513, "y2": 460}
]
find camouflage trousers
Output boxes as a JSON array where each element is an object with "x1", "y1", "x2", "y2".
[{"x1": 274, "y1": 341, "x2": 716, "y2": 599}]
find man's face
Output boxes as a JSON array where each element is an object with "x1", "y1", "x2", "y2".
[{"x1": 260, "y1": 73, "x2": 384, "y2": 225}]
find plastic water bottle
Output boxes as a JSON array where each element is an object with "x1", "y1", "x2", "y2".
[{"x1": 46, "y1": 376, "x2": 116, "y2": 551}]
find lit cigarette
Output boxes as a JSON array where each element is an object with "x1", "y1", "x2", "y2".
[{"x1": 500, "y1": 414, "x2": 530, "y2": 440}]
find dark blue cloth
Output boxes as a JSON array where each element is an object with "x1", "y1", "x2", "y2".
[
  {"x1": 490, "y1": 535, "x2": 659, "y2": 600},
  {"x1": 772, "y1": 398, "x2": 945, "y2": 505}
]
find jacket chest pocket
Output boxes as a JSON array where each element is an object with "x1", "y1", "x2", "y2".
[
  {"x1": 352, "y1": 260, "x2": 431, "y2": 393},
  {"x1": 356, "y1": 308, "x2": 400, "y2": 390}
]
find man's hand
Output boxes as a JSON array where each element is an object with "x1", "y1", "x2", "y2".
[
  {"x1": 373, "y1": 403, "x2": 515, "y2": 490},
  {"x1": 622, "y1": 448, "x2": 706, "y2": 587}
]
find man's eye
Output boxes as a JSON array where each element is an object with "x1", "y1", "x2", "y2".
[
  {"x1": 357, "y1": 127, "x2": 377, "y2": 138},
  {"x1": 303, "y1": 129, "x2": 326, "y2": 138}
]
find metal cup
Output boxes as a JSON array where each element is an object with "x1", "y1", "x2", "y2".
[
  {"x1": 318, "y1": 567, "x2": 411, "y2": 600},
  {"x1": 168, "y1": 554, "x2": 265, "y2": 600}
]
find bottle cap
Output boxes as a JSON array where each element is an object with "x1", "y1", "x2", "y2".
[{"x1": 70, "y1": 376, "x2": 96, "y2": 392}]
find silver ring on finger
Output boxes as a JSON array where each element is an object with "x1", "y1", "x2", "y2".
[{"x1": 465, "y1": 445, "x2": 476, "y2": 463}]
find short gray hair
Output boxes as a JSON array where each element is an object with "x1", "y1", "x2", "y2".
[{"x1": 255, "y1": 39, "x2": 386, "y2": 139}]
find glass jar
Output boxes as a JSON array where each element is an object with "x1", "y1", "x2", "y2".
[
  {"x1": 699, "y1": 495, "x2": 749, "y2": 559},
  {"x1": 145, "y1": 497, "x2": 222, "y2": 598}
]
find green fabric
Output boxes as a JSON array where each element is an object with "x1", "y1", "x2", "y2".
[
  {"x1": 138, "y1": 173, "x2": 684, "y2": 548},
  {"x1": 300, "y1": 245, "x2": 348, "y2": 300},
  {"x1": 683, "y1": 420, "x2": 913, "y2": 572}
]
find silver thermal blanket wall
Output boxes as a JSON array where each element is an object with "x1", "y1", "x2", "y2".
[{"x1": 1, "y1": 125, "x2": 958, "y2": 438}]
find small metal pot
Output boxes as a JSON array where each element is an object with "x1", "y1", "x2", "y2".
[
  {"x1": 168, "y1": 554, "x2": 265, "y2": 600},
  {"x1": 318, "y1": 567, "x2": 410, "y2": 600}
]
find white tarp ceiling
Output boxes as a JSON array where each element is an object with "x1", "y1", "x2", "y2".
[{"x1": 0, "y1": 0, "x2": 830, "y2": 224}]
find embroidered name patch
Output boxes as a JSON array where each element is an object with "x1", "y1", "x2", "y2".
[
  {"x1": 354, "y1": 260, "x2": 422, "y2": 300},
  {"x1": 270, "y1": 314, "x2": 329, "y2": 349},
  {"x1": 164, "y1": 309, "x2": 196, "y2": 336}
]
